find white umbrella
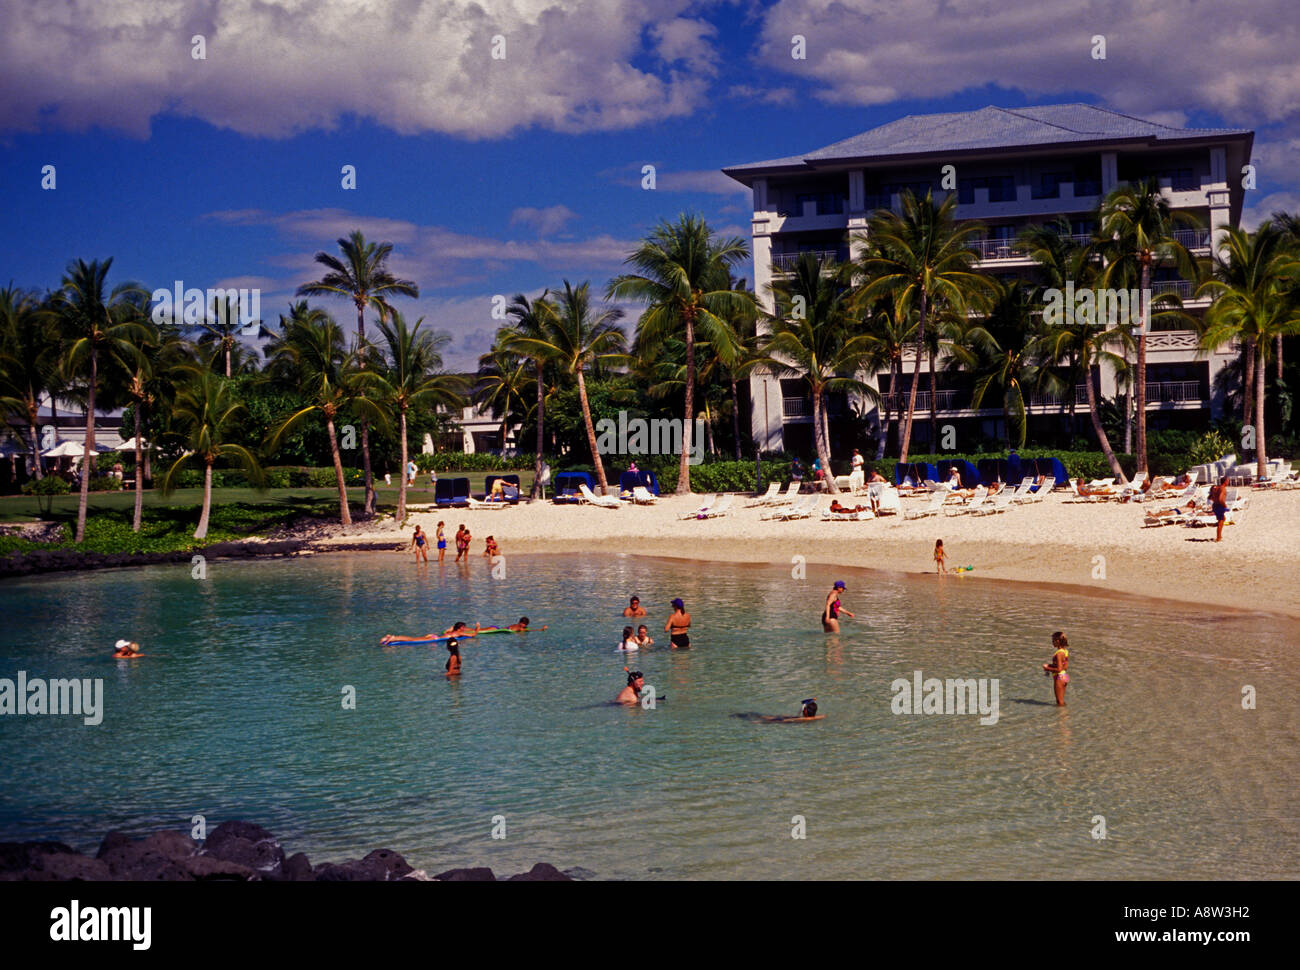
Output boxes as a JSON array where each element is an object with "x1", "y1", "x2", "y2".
[
  {"x1": 42, "y1": 440, "x2": 113, "y2": 458},
  {"x1": 118, "y1": 437, "x2": 151, "y2": 452}
]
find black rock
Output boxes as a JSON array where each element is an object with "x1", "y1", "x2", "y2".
[
  {"x1": 278, "y1": 852, "x2": 314, "y2": 882},
  {"x1": 182, "y1": 855, "x2": 259, "y2": 881},
  {"x1": 507, "y1": 863, "x2": 572, "y2": 882},
  {"x1": 361, "y1": 849, "x2": 413, "y2": 881},
  {"x1": 433, "y1": 866, "x2": 496, "y2": 882},
  {"x1": 96, "y1": 831, "x2": 133, "y2": 859},
  {"x1": 0, "y1": 840, "x2": 78, "y2": 873}
]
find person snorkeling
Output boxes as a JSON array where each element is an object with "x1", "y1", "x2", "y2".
[{"x1": 616, "y1": 669, "x2": 645, "y2": 704}]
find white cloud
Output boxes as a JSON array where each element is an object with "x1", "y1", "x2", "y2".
[
  {"x1": 1242, "y1": 192, "x2": 1300, "y2": 232},
  {"x1": 509, "y1": 204, "x2": 579, "y2": 236},
  {"x1": 0, "y1": 0, "x2": 720, "y2": 138}
]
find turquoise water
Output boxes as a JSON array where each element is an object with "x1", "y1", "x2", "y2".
[{"x1": 1, "y1": 553, "x2": 1296, "y2": 880}]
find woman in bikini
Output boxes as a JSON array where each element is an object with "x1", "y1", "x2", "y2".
[
  {"x1": 1042, "y1": 631, "x2": 1070, "y2": 706},
  {"x1": 822, "y1": 580, "x2": 854, "y2": 633},
  {"x1": 664, "y1": 598, "x2": 692, "y2": 648},
  {"x1": 436, "y1": 521, "x2": 447, "y2": 562}
]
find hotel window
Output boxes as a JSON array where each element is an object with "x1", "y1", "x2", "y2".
[
  {"x1": 958, "y1": 177, "x2": 1014, "y2": 204},
  {"x1": 794, "y1": 192, "x2": 847, "y2": 215},
  {"x1": 1070, "y1": 219, "x2": 1095, "y2": 238},
  {"x1": 1032, "y1": 172, "x2": 1072, "y2": 200}
]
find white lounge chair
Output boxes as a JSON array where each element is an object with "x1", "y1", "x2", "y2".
[
  {"x1": 823, "y1": 506, "x2": 874, "y2": 521},
  {"x1": 678, "y1": 494, "x2": 717, "y2": 519},
  {"x1": 945, "y1": 485, "x2": 988, "y2": 516},
  {"x1": 973, "y1": 490, "x2": 1016, "y2": 515},
  {"x1": 1007, "y1": 477, "x2": 1036, "y2": 503},
  {"x1": 905, "y1": 489, "x2": 948, "y2": 519},
  {"x1": 745, "y1": 482, "x2": 780, "y2": 507},
  {"x1": 579, "y1": 483, "x2": 622, "y2": 509},
  {"x1": 703, "y1": 493, "x2": 735, "y2": 518},
  {"x1": 776, "y1": 495, "x2": 817, "y2": 520},
  {"x1": 872, "y1": 484, "x2": 901, "y2": 515},
  {"x1": 1023, "y1": 476, "x2": 1055, "y2": 502},
  {"x1": 632, "y1": 486, "x2": 658, "y2": 505}
]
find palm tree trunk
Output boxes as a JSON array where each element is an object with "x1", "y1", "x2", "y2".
[
  {"x1": 813, "y1": 385, "x2": 839, "y2": 495},
  {"x1": 1135, "y1": 263, "x2": 1149, "y2": 473},
  {"x1": 928, "y1": 348, "x2": 938, "y2": 449},
  {"x1": 1255, "y1": 345, "x2": 1267, "y2": 479},
  {"x1": 27, "y1": 414, "x2": 43, "y2": 480},
  {"x1": 132, "y1": 403, "x2": 144, "y2": 533},
  {"x1": 1084, "y1": 364, "x2": 1127, "y2": 482},
  {"x1": 704, "y1": 400, "x2": 716, "y2": 456},
  {"x1": 326, "y1": 416, "x2": 353, "y2": 526},
  {"x1": 730, "y1": 377, "x2": 743, "y2": 460},
  {"x1": 1277, "y1": 334, "x2": 1284, "y2": 380},
  {"x1": 532, "y1": 365, "x2": 545, "y2": 499},
  {"x1": 899, "y1": 293, "x2": 927, "y2": 463},
  {"x1": 194, "y1": 462, "x2": 213, "y2": 539},
  {"x1": 75, "y1": 348, "x2": 95, "y2": 543},
  {"x1": 1242, "y1": 341, "x2": 1255, "y2": 429},
  {"x1": 1068, "y1": 355, "x2": 1079, "y2": 441},
  {"x1": 576, "y1": 368, "x2": 608, "y2": 492},
  {"x1": 225, "y1": 341, "x2": 232, "y2": 379},
  {"x1": 397, "y1": 406, "x2": 408, "y2": 523},
  {"x1": 678, "y1": 313, "x2": 696, "y2": 494},
  {"x1": 355, "y1": 302, "x2": 375, "y2": 516}
]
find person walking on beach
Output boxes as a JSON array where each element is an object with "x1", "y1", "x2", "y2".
[
  {"x1": 665, "y1": 598, "x2": 692, "y2": 648},
  {"x1": 822, "y1": 580, "x2": 854, "y2": 633},
  {"x1": 409, "y1": 524, "x2": 429, "y2": 563},
  {"x1": 624, "y1": 596, "x2": 646, "y2": 617},
  {"x1": 1210, "y1": 478, "x2": 1230, "y2": 542},
  {"x1": 1042, "y1": 631, "x2": 1070, "y2": 706},
  {"x1": 436, "y1": 521, "x2": 447, "y2": 562},
  {"x1": 455, "y1": 524, "x2": 471, "y2": 562},
  {"x1": 934, "y1": 539, "x2": 948, "y2": 575}
]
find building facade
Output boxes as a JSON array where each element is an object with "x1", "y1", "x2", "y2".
[{"x1": 722, "y1": 104, "x2": 1254, "y2": 454}]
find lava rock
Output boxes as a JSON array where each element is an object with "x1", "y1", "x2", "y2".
[
  {"x1": 0, "y1": 840, "x2": 78, "y2": 873},
  {"x1": 182, "y1": 855, "x2": 259, "y2": 881},
  {"x1": 507, "y1": 863, "x2": 572, "y2": 882},
  {"x1": 433, "y1": 866, "x2": 496, "y2": 882},
  {"x1": 361, "y1": 849, "x2": 413, "y2": 881}
]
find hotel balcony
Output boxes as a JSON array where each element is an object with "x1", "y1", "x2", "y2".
[
  {"x1": 771, "y1": 249, "x2": 850, "y2": 274},
  {"x1": 874, "y1": 381, "x2": 1205, "y2": 416}
]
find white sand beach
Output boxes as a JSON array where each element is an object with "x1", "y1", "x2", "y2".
[{"x1": 314, "y1": 487, "x2": 1300, "y2": 620}]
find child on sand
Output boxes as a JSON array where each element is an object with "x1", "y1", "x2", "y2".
[
  {"x1": 483, "y1": 535, "x2": 500, "y2": 559},
  {"x1": 934, "y1": 539, "x2": 948, "y2": 575}
]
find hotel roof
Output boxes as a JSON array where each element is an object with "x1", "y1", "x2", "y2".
[{"x1": 723, "y1": 104, "x2": 1253, "y2": 179}]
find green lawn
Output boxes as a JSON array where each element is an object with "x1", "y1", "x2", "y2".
[{"x1": 0, "y1": 471, "x2": 535, "y2": 523}]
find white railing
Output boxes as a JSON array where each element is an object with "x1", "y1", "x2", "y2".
[
  {"x1": 880, "y1": 389, "x2": 959, "y2": 412},
  {"x1": 1145, "y1": 381, "x2": 1203, "y2": 404},
  {"x1": 1151, "y1": 280, "x2": 1194, "y2": 298},
  {"x1": 771, "y1": 250, "x2": 845, "y2": 272},
  {"x1": 1030, "y1": 385, "x2": 1090, "y2": 408},
  {"x1": 1174, "y1": 228, "x2": 1212, "y2": 250},
  {"x1": 968, "y1": 237, "x2": 1025, "y2": 259},
  {"x1": 783, "y1": 397, "x2": 810, "y2": 417}
]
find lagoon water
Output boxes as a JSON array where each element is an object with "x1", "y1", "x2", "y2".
[{"x1": 1, "y1": 553, "x2": 1296, "y2": 879}]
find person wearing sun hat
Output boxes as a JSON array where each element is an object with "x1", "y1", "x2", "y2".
[
  {"x1": 821, "y1": 580, "x2": 854, "y2": 633},
  {"x1": 113, "y1": 639, "x2": 143, "y2": 658}
]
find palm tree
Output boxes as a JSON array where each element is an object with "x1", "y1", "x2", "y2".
[
  {"x1": 851, "y1": 191, "x2": 993, "y2": 463},
  {"x1": 608, "y1": 215, "x2": 751, "y2": 493},
  {"x1": 197, "y1": 293, "x2": 257, "y2": 378},
  {"x1": 1097, "y1": 179, "x2": 1198, "y2": 473},
  {"x1": 501, "y1": 292, "x2": 558, "y2": 498},
  {"x1": 264, "y1": 305, "x2": 369, "y2": 526},
  {"x1": 103, "y1": 296, "x2": 163, "y2": 532},
  {"x1": 857, "y1": 296, "x2": 917, "y2": 459},
  {"x1": 1197, "y1": 225, "x2": 1300, "y2": 478},
  {"x1": 761, "y1": 253, "x2": 875, "y2": 492},
  {"x1": 160, "y1": 369, "x2": 264, "y2": 539},
  {"x1": 296, "y1": 230, "x2": 419, "y2": 516},
  {"x1": 968, "y1": 282, "x2": 1046, "y2": 451},
  {"x1": 511, "y1": 281, "x2": 625, "y2": 492},
  {"x1": 48, "y1": 259, "x2": 149, "y2": 542},
  {"x1": 366, "y1": 312, "x2": 464, "y2": 523},
  {"x1": 1269, "y1": 210, "x2": 1300, "y2": 380},
  {"x1": 475, "y1": 337, "x2": 531, "y2": 457},
  {"x1": 0, "y1": 287, "x2": 58, "y2": 480}
]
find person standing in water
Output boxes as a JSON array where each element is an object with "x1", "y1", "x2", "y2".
[
  {"x1": 934, "y1": 539, "x2": 947, "y2": 575},
  {"x1": 664, "y1": 598, "x2": 691, "y2": 648},
  {"x1": 436, "y1": 521, "x2": 447, "y2": 563},
  {"x1": 619, "y1": 625, "x2": 639, "y2": 651},
  {"x1": 616, "y1": 670, "x2": 644, "y2": 704},
  {"x1": 409, "y1": 524, "x2": 429, "y2": 563},
  {"x1": 1042, "y1": 631, "x2": 1070, "y2": 705},
  {"x1": 822, "y1": 580, "x2": 854, "y2": 633},
  {"x1": 445, "y1": 638, "x2": 462, "y2": 677}
]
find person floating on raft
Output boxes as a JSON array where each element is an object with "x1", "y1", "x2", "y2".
[{"x1": 113, "y1": 639, "x2": 144, "y2": 658}]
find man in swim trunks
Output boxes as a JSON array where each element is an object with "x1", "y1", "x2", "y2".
[
  {"x1": 665, "y1": 598, "x2": 691, "y2": 648},
  {"x1": 623, "y1": 596, "x2": 646, "y2": 618},
  {"x1": 616, "y1": 670, "x2": 645, "y2": 704},
  {"x1": 1042, "y1": 631, "x2": 1070, "y2": 705},
  {"x1": 822, "y1": 580, "x2": 854, "y2": 633},
  {"x1": 445, "y1": 638, "x2": 462, "y2": 676},
  {"x1": 1210, "y1": 478, "x2": 1229, "y2": 542}
]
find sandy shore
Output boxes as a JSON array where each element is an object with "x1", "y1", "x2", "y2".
[{"x1": 313, "y1": 487, "x2": 1300, "y2": 619}]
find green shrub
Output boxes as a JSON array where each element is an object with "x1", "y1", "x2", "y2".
[
  {"x1": 1185, "y1": 430, "x2": 1237, "y2": 468},
  {"x1": 88, "y1": 474, "x2": 124, "y2": 491},
  {"x1": 414, "y1": 452, "x2": 537, "y2": 472},
  {"x1": 21, "y1": 476, "x2": 71, "y2": 497}
]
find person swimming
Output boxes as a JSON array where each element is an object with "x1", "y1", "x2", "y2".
[
  {"x1": 742, "y1": 698, "x2": 825, "y2": 723},
  {"x1": 619, "y1": 625, "x2": 639, "y2": 651},
  {"x1": 445, "y1": 638, "x2": 462, "y2": 676},
  {"x1": 635, "y1": 625, "x2": 654, "y2": 648},
  {"x1": 665, "y1": 598, "x2": 691, "y2": 648},
  {"x1": 443, "y1": 621, "x2": 481, "y2": 637},
  {"x1": 112, "y1": 639, "x2": 144, "y2": 658},
  {"x1": 507, "y1": 616, "x2": 546, "y2": 632},
  {"x1": 616, "y1": 669, "x2": 644, "y2": 704},
  {"x1": 822, "y1": 581, "x2": 854, "y2": 633}
]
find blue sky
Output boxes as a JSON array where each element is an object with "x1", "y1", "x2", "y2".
[{"x1": 3, "y1": 0, "x2": 1297, "y2": 371}]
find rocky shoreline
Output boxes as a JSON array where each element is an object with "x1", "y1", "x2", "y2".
[{"x1": 0, "y1": 820, "x2": 576, "y2": 881}]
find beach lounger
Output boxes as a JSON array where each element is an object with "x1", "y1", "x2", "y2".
[
  {"x1": 679, "y1": 494, "x2": 718, "y2": 519},
  {"x1": 631, "y1": 485, "x2": 658, "y2": 505},
  {"x1": 773, "y1": 495, "x2": 816, "y2": 521},
  {"x1": 1006, "y1": 478, "x2": 1035, "y2": 503},
  {"x1": 745, "y1": 482, "x2": 780, "y2": 507},
  {"x1": 905, "y1": 489, "x2": 948, "y2": 519},
  {"x1": 972, "y1": 490, "x2": 1016, "y2": 515},
  {"x1": 822, "y1": 506, "x2": 874, "y2": 521},
  {"x1": 578, "y1": 483, "x2": 622, "y2": 508},
  {"x1": 703, "y1": 493, "x2": 735, "y2": 518},
  {"x1": 945, "y1": 486, "x2": 988, "y2": 516},
  {"x1": 1023, "y1": 476, "x2": 1055, "y2": 502},
  {"x1": 871, "y1": 484, "x2": 901, "y2": 516}
]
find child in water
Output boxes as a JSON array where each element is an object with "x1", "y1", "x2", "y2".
[
  {"x1": 635, "y1": 625, "x2": 654, "y2": 648},
  {"x1": 445, "y1": 638, "x2": 462, "y2": 677},
  {"x1": 934, "y1": 539, "x2": 948, "y2": 575},
  {"x1": 619, "y1": 625, "x2": 639, "y2": 651}
]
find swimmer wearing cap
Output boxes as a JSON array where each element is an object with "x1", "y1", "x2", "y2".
[
  {"x1": 113, "y1": 639, "x2": 144, "y2": 658},
  {"x1": 822, "y1": 581, "x2": 855, "y2": 633},
  {"x1": 664, "y1": 598, "x2": 691, "y2": 648},
  {"x1": 616, "y1": 669, "x2": 645, "y2": 704}
]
